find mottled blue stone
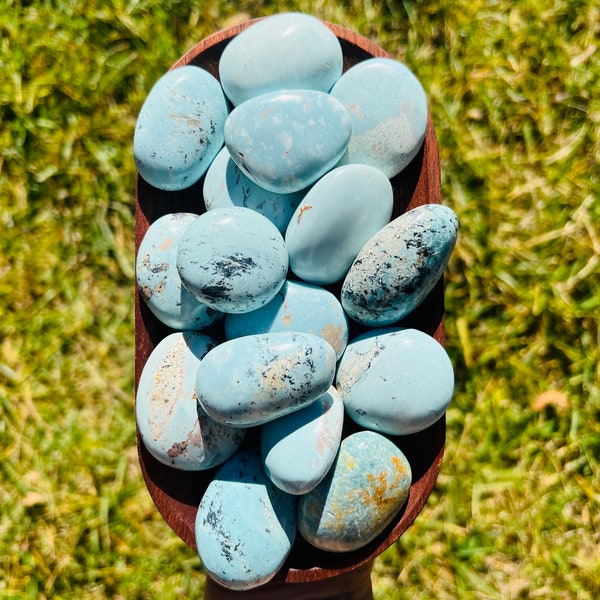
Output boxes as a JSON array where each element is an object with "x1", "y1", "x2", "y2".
[
  {"x1": 224, "y1": 90, "x2": 352, "y2": 193},
  {"x1": 203, "y1": 147, "x2": 304, "y2": 234},
  {"x1": 136, "y1": 332, "x2": 245, "y2": 470},
  {"x1": 196, "y1": 332, "x2": 337, "y2": 427},
  {"x1": 297, "y1": 431, "x2": 412, "y2": 552},
  {"x1": 330, "y1": 58, "x2": 428, "y2": 178},
  {"x1": 285, "y1": 164, "x2": 393, "y2": 285},
  {"x1": 261, "y1": 386, "x2": 344, "y2": 495},
  {"x1": 341, "y1": 204, "x2": 459, "y2": 326},
  {"x1": 195, "y1": 447, "x2": 296, "y2": 590},
  {"x1": 136, "y1": 213, "x2": 223, "y2": 331},
  {"x1": 336, "y1": 327, "x2": 454, "y2": 435},
  {"x1": 219, "y1": 12, "x2": 343, "y2": 106},
  {"x1": 133, "y1": 65, "x2": 228, "y2": 191},
  {"x1": 224, "y1": 280, "x2": 348, "y2": 359},
  {"x1": 176, "y1": 207, "x2": 288, "y2": 314}
]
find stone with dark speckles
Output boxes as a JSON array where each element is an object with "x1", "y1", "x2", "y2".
[{"x1": 195, "y1": 447, "x2": 296, "y2": 590}]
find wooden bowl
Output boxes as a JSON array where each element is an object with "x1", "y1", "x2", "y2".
[{"x1": 135, "y1": 18, "x2": 445, "y2": 589}]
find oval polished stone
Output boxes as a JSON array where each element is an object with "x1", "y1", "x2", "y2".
[
  {"x1": 285, "y1": 164, "x2": 393, "y2": 285},
  {"x1": 342, "y1": 204, "x2": 459, "y2": 326},
  {"x1": 136, "y1": 332, "x2": 245, "y2": 470},
  {"x1": 136, "y1": 213, "x2": 222, "y2": 331},
  {"x1": 203, "y1": 147, "x2": 304, "y2": 234},
  {"x1": 261, "y1": 386, "x2": 344, "y2": 495},
  {"x1": 336, "y1": 327, "x2": 454, "y2": 435},
  {"x1": 196, "y1": 332, "x2": 337, "y2": 427},
  {"x1": 219, "y1": 12, "x2": 343, "y2": 107},
  {"x1": 297, "y1": 430, "x2": 412, "y2": 552},
  {"x1": 195, "y1": 447, "x2": 296, "y2": 590},
  {"x1": 133, "y1": 65, "x2": 228, "y2": 191},
  {"x1": 224, "y1": 90, "x2": 352, "y2": 193},
  {"x1": 177, "y1": 207, "x2": 288, "y2": 314},
  {"x1": 330, "y1": 58, "x2": 428, "y2": 178},
  {"x1": 224, "y1": 280, "x2": 348, "y2": 359}
]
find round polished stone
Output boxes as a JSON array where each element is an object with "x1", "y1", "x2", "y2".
[
  {"x1": 336, "y1": 327, "x2": 454, "y2": 435},
  {"x1": 297, "y1": 430, "x2": 412, "y2": 552}
]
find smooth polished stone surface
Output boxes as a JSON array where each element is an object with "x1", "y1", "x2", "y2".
[
  {"x1": 203, "y1": 147, "x2": 304, "y2": 234},
  {"x1": 195, "y1": 447, "x2": 296, "y2": 591},
  {"x1": 330, "y1": 58, "x2": 428, "y2": 178},
  {"x1": 297, "y1": 430, "x2": 412, "y2": 552},
  {"x1": 336, "y1": 327, "x2": 454, "y2": 435},
  {"x1": 136, "y1": 332, "x2": 245, "y2": 470},
  {"x1": 224, "y1": 280, "x2": 349, "y2": 359},
  {"x1": 177, "y1": 207, "x2": 288, "y2": 314},
  {"x1": 133, "y1": 65, "x2": 228, "y2": 190},
  {"x1": 136, "y1": 213, "x2": 222, "y2": 331},
  {"x1": 218, "y1": 12, "x2": 343, "y2": 106},
  {"x1": 285, "y1": 164, "x2": 393, "y2": 285},
  {"x1": 261, "y1": 386, "x2": 344, "y2": 495},
  {"x1": 342, "y1": 204, "x2": 459, "y2": 326},
  {"x1": 224, "y1": 89, "x2": 352, "y2": 193},
  {"x1": 196, "y1": 332, "x2": 337, "y2": 427}
]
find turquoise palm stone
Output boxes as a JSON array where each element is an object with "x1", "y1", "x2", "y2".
[
  {"x1": 261, "y1": 386, "x2": 344, "y2": 495},
  {"x1": 196, "y1": 331, "x2": 337, "y2": 427},
  {"x1": 135, "y1": 332, "x2": 245, "y2": 470},
  {"x1": 224, "y1": 89, "x2": 352, "y2": 193},
  {"x1": 341, "y1": 203, "x2": 459, "y2": 326},
  {"x1": 218, "y1": 12, "x2": 343, "y2": 106},
  {"x1": 336, "y1": 327, "x2": 454, "y2": 435},
  {"x1": 330, "y1": 57, "x2": 428, "y2": 178},
  {"x1": 133, "y1": 65, "x2": 228, "y2": 191},
  {"x1": 297, "y1": 430, "x2": 412, "y2": 552},
  {"x1": 195, "y1": 447, "x2": 296, "y2": 590}
]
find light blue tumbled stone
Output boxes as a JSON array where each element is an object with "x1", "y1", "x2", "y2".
[
  {"x1": 336, "y1": 327, "x2": 454, "y2": 435},
  {"x1": 136, "y1": 332, "x2": 245, "y2": 470},
  {"x1": 136, "y1": 213, "x2": 223, "y2": 331},
  {"x1": 195, "y1": 447, "x2": 296, "y2": 590},
  {"x1": 342, "y1": 204, "x2": 459, "y2": 326},
  {"x1": 224, "y1": 90, "x2": 352, "y2": 193},
  {"x1": 133, "y1": 65, "x2": 228, "y2": 191},
  {"x1": 176, "y1": 207, "x2": 288, "y2": 314},
  {"x1": 261, "y1": 386, "x2": 344, "y2": 495},
  {"x1": 285, "y1": 164, "x2": 394, "y2": 285},
  {"x1": 196, "y1": 332, "x2": 337, "y2": 427},
  {"x1": 218, "y1": 12, "x2": 343, "y2": 107},
  {"x1": 203, "y1": 147, "x2": 304, "y2": 234},
  {"x1": 330, "y1": 58, "x2": 428, "y2": 178},
  {"x1": 224, "y1": 280, "x2": 349, "y2": 360},
  {"x1": 297, "y1": 430, "x2": 412, "y2": 552}
]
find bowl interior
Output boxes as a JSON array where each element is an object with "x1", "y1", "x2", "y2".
[{"x1": 134, "y1": 19, "x2": 445, "y2": 583}]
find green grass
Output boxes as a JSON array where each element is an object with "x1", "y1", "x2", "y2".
[{"x1": 1, "y1": 0, "x2": 598, "y2": 597}]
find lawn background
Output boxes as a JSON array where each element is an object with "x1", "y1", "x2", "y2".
[{"x1": 0, "y1": 0, "x2": 598, "y2": 598}]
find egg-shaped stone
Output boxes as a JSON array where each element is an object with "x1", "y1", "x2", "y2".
[
  {"x1": 224, "y1": 90, "x2": 352, "y2": 193},
  {"x1": 224, "y1": 280, "x2": 348, "y2": 359},
  {"x1": 285, "y1": 164, "x2": 393, "y2": 285},
  {"x1": 336, "y1": 327, "x2": 454, "y2": 435},
  {"x1": 261, "y1": 386, "x2": 344, "y2": 495},
  {"x1": 136, "y1": 213, "x2": 223, "y2": 331},
  {"x1": 196, "y1": 332, "x2": 337, "y2": 427},
  {"x1": 342, "y1": 204, "x2": 459, "y2": 326},
  {"x1": 136, "y1": 332, "x2": 245, "y2": 470},
  {"x1": 297, "y1": 430, "x2": 412, "y2": 552},
  {"x1": 203, "y1": 147, "x2": 304, "y2": 234},
  {"x1": 219, "y1": 12, "x2": 343, "y2": 107},
  {"x1": 195, "y1": 447, "x2": 296, "y2": 590},
  {"x1": 177, "y1": 207, "x2": 288, "y2": 314},
  {"x1": 330, "y1": 58, "x2": 428, "y2": 178},
  {"x1": 133, "y1": 65, "x2": 228, "y2": 191}
]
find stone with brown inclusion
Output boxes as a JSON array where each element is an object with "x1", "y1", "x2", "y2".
[{"x1": 297, "y1": 430, "x2": 412, "y2": 552}]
